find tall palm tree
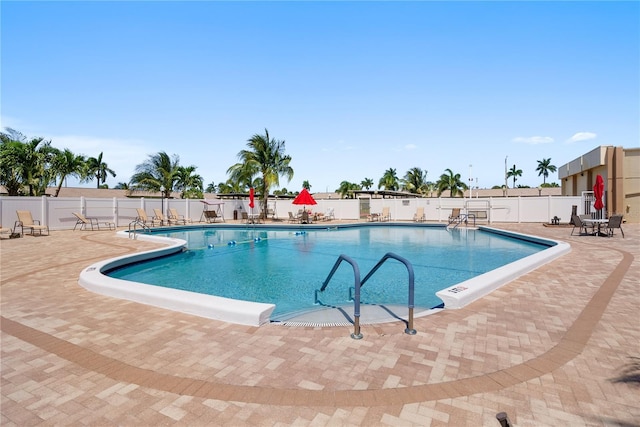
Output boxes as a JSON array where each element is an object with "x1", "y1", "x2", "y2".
[
  {"x1": 175, "y1": 165, "x2": 204, "y2": 199},
  {"x1": 436, "y1": 168, "x2": 468, "y2": 197},
  {"x1": 84, "y1": 152, "x2": 116, "y2": 188},
  {"x1": 20, "y1": 138, "x2": 53, "y2": 196},
  {"x1": 360, "y1": 178, "x2": 374, "y2": 190},
  {"x1": 536, "y1": 158, "x2": 557, "y2": 185},
  {"x1": 378, "y1": 168, "x2": 399, "y2": 192},
  {"x1": 302, "y1": 180, "x2": 311, "y2": 190},
  {"x1": 130, "y1": 152, "x2": 181, "y2": 198},
  {"x1": 51, "y1": 148, "x2": 86, "y2": 197},
  {"x1": 402, "y1": 167, "x2": 428, "y2": 195},
  {"x1": 228, "y1": 129, "x2": 294, "y2": 218},
  {"x1": 507, "y1": 164, "x2": 523, "y2": 188}
]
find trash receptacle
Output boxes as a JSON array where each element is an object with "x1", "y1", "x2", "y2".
[{"x1": 233, "y1": 210, "x2": 238, "y2": 220}]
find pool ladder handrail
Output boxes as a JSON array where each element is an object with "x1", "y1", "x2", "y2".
[
  {"x1": 317, "y1": 252, "x2": 416, "y2": 339},
  {"x1": 449, "y1": 213, "x2": 476, "y2": 229},
  {"x1": 128, "y1": 218, "x2": 151, "y2": 239}
]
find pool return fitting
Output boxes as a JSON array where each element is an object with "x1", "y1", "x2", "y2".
[{"x1": 316, "y1": 252, "x2": 416, "y2": 339}]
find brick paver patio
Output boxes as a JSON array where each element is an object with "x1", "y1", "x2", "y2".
[{"x1": 1, "y1": 222, "x2": 638, "y2": 426}]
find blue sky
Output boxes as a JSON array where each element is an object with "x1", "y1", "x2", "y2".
[{"x1": 2, "y1": 1, "x2": 638, "y2": 192}]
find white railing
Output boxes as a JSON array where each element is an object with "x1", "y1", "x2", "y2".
[{"x1": 0, "y1": 195, "x2": 583, "y2": 231}]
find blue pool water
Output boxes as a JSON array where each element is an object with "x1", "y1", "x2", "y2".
[{"x1": 107, "y1": 226, "x2": 548, "y2": 317}]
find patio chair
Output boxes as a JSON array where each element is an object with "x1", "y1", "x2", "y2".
[
  {"x1": 570, "y1": 214, "x2": 589, "y2": 236},
  {"x1": 168, "y1": 208, "x2": 188, "y2": 224},
  {"x1": 14, "y1": 210, "x2": 49, "y2": 236},
  {"x1": 73, "y1": 212, "x2": 100, "y2": 231},
  {"x1": 604, "y1": 215, "x2": 624, "y2": 238},
  {"x1": 153, "y1": 209, "x2": 171, "y2": 226},
  {"x1": 413, "y1": 207, "x2": 425, "y2": 222},
  {"x1": 324, "y1": 208, "x2": 335, "y2": 221},
  {"x1": 448, "y1": 208, "x2": 461, "y2": 224},
  {"x1": 380, "y1": 207, "x2": 391, "y2": 222},
  {"x1": 136, "y1": 208, "x2": 161, "y2": 227},
  {"x1": 288, "y1": 212, "x2": 299, "y2": 223}
]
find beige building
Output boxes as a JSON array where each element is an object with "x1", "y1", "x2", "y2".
[{"x1": 558, "y1": 145, "x2": 640, "y2": 223}]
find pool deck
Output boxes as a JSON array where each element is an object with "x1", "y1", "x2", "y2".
[{"x1": 1, "y1": 222, "x2": 638, "y2": 426}]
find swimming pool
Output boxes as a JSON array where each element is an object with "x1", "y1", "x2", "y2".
[{"x1": 79, "y1": 224, "x2": 569, "y2": 326}]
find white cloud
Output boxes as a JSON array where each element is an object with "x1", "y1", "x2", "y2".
[
  {"x1": 567, "y1": 132, "x2": 597, "y2": 143},
  {"x1": 404, "y1": 143, "x2": 418, "y2": 150},
  {"x1": 512, "y1": 136, "x2": 554, "y2": 145}
]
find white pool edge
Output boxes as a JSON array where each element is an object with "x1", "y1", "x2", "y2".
[
  {"x1": 78, "y1": 226, "x2": 569, "y2": 326},
  {"x1": 435, "y1": 226, "x2": 571, "y2": 309},
  {"x1": 77, "y1": 231, "x2": 276, "y2": 327}
]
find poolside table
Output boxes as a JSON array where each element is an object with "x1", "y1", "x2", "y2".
[{"x1": 582, "y1": 218, "x2": 609, "y2": 236}]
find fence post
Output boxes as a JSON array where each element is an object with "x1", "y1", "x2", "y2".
[{"x1": 41, "y1": 195, "x2": 48, "y2": 227}]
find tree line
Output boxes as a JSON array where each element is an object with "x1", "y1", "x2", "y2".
[{"x1": 1, "y1": 127, "x2": 558, "y2": 209}]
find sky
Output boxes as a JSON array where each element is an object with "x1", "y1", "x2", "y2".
[{"x1": 2, "y1": 1, "x2": 638, "y2": 193}]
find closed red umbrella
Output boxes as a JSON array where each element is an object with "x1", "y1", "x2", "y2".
[
  {"x1": 593, "y1": 175, "x2": 604, "y2": 211},
  {"x1": 249, "y1": 187, "x2": 255, "y2": 209}
]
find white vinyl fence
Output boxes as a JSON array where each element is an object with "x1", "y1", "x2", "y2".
[{"x1": 0, "y1": 195, "x2": 583, "y2": 231}]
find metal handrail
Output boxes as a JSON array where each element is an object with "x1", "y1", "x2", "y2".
[
  {"x1": 360, "y1": 252, "x2": 416, "y2": 335},
  {"x1": 319, "y1": 254, "x2": 363, "y2": 339},
  {"x1": 128, "y1": 219, "x2": 151, "y2": 239},
  {"x1": 318, "y1": 252, "x2": 418, "y2": 338},
  {"x1": 451, "y1": 213, "x2": 476, "y2": 229}
]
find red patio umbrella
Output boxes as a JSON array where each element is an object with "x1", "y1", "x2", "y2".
[
  {"x1": 593, "y1": 175, "x2": 604, "y2": 211},
  {"x1": 292, "y1": 188, "x2": 317, "y2": 208},
  {"x1": 292, "y1": 188, "x2": 317, "y2": 223}
]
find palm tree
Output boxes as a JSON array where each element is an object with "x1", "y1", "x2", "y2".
[
  {"x1": 130, "y1": 152, "x2": 181, "y2": 198},
  {"x1": 0, "y1": 131, "x2": 27, "y2": 195},
  {"x1": 336, "y1": 181, "x2": 360, "y2": 199},
  {"x1": 228, "y1": 129, "x2": 294, "y2": 218},
  {"x1": 425, "y1": 181, "x2": 436, "y2": 198},
  {"x1": 536, "y1": 158, "x2": 557, "y2": 185},
  {"x1": 507, "y1": 164, "x2": 523, "y2": 188},
  {"x1": 302, "y1": 180, "x2": 311, "y2": 190},
  {"x1": 436, "y1": 168, "x2": 468, "y2": 197},
  {"x1": 378, "y1": 168, "x2": 399, "y2": 192},
  {"x1": 1, "y1": 128, "x2": 59, "y2": 196},
  {"x1": 175, "y1": 165, "x2": 204, "y2": 199},
  {"x1": 205, "y1": 182, "x2": 217, "y2": 193},
  {"x1": 51, "y1": 148, "x2": 86, "y2": 197},
  {"x1": 84, "y1": 152, "x2": 116, "y2": 188},
  {"x1": 402, "y1": 167, "x2": 428, "y2": 195},
  {"x1": 360, "y1": 178, "x2": 374, "y2": 190}
]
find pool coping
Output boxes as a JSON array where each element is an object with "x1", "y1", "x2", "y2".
[{"x1": 78, "y1": 225, "x2": 570, "y2": 327}]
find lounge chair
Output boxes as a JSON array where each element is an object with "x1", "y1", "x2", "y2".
[
  {"x1": 14, "y1": 210, "x2": 49, "y2": 236},
  {"x1": 413, "y1": 207, "x2": 425, "y2": 222},
  {"x1": 570, "y1": 214, "x2": 589, "y2": 236},
  {"x1": 604, "y1": 215, "x2": 624, "y2": 238},
  {"x1": 380, "y1": 207, "x2": 391, "y2": 222},
  {"x1": 73, "y1": 212, "x2": 116, "y2": 231},
  {"x1": 136, "y1": 208, "x2": 161, "y2": 227},
  {"x1": 288, "y1": 212, "x2": 299, "y2": 223},
  {"x1": 168, "y1": 208, "x2": 188, "y2": 224},
  {"x1": 153, "y1": 209, "x2": 171, "y2": 226},
  {"x1": 448, "y1": 208, "x2": 461, "y2": 224}
]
